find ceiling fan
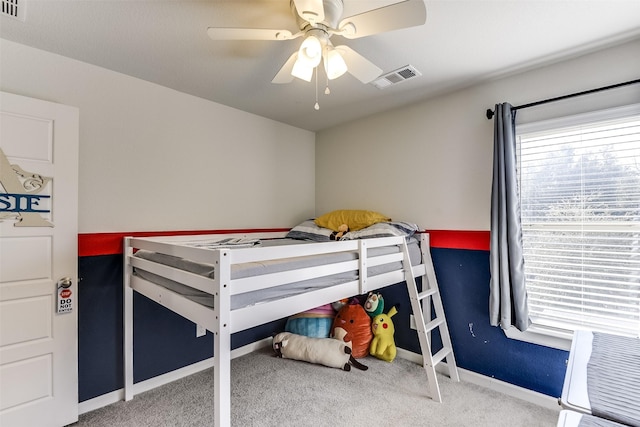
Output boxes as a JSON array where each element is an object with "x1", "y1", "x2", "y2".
[{"x1": 207, "y1": 0, "x2": 427, "y2": 87}]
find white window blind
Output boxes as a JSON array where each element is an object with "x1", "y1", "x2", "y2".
[{"x1": 516, "y1": 106, "x2": 640, "y2": 338}]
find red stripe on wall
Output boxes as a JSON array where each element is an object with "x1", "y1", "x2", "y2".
[
  {"x1": 78, "y1": 229, "x2": 290, "y2": 257},
  {"x1": 426, "y1": 230, "x2": 490, "y2": 251},
  {"x1": 79, "y1": 229, "x2": 490, "y2": 257}
]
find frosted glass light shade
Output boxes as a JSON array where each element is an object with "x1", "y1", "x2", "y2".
[
  {"x1": 291, "y1": 59, "x2": 314, "y2": 82},
  {"x1": 325, "y1": 49, "x2": 348, "y2": 80},
  {"x1": 298, "y1": 35, "x2": 322, "y2": 68}
]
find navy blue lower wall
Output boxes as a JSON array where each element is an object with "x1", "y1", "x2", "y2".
[
  {"x1": 430, "y1": 247, "x2": 568, "y2": 397},
  {"x1": 78, "y1": 255, "x2": 123, "y2": 402},
  {"x1": 78, "y1": 247, "x2": 568, "y2": 402}
]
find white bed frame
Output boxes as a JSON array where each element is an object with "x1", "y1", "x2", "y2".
[
  {"x1": 561, "y1": 330, "x2": 593, "y2": 414},
  {"x1": 123, "y1": 232, "x2": 435, "y2": 427}
]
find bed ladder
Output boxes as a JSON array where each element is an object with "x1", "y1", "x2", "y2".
[{"x1": 402, "y1": 233, "x2": 459, "y2": 402}]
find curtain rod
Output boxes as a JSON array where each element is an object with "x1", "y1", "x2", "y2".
[{"x1": 485, "y1": 78, "x2": 640, "y2": 120}]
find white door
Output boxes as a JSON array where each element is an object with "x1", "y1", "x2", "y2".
[{"x1": 0, "y1": 92, "x2": 79, "y2": 427}]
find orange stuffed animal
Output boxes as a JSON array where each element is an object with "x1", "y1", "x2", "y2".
[{"x1": 331, "y1": 301, "x2": 372, "y2": 358}]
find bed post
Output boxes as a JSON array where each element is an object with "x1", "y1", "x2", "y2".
[
  {"x1": 214, "y1": 249, "x2": 232, "y2": 427},
  {"x1": 358, "y1": 239, "x2": 368, "y2": 294},
  {"x1": 123, "y1": 237, "x2": 134, "y2": 401}
]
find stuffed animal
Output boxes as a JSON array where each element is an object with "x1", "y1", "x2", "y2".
[
  {"x1": 331, "y1": 298, "x2": 349, "y2": 312},
  {"x1": 273, "y1": 332, "x2": 367, "y2": 371},
  {"x1": 285, "y1": 304, "x2": 335, "y2": 338},
  {"x1": 331, "y1": 326, "x2": 352, "y2": 350},
  {"x1": 370, "y1": 306, "x2": 398, "y2": 362},
  {"x1": 331, "y1": 301, "x2": 372, "y2": 358},
  {"x1": 330, "y1": 224, "x2": 349, "y2": 240},
  {"x1": 364, "y1": 292, "x2": 384, "y2": 317}
]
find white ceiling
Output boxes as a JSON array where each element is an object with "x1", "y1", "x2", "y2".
[{"x1": 2, "y1": 0, "x2": 640, "y2": 132}]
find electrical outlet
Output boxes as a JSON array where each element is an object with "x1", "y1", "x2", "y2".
[
  {"x1": 410, "y1": 314, "x2": 417, "y2": 330},
  {"x1": 196, "y1": 324, "x2": 206, "y2": 337}
]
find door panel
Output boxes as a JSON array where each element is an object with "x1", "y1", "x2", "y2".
[
  {"x1": 0, "y1": 354, "x2": 53, "y2": 411},
  {"x1": 0, "y1": 236, "x2": 52, "y2": 282},
  {"x1": 0, "y1": 92, "x2": 79, "y2": 427},
  {"x1": 0, "y1": 111, "x2": 52, "y2": 162},
  {"x1": 1, "y1": 296, "x2": 52, "y2": 347}
]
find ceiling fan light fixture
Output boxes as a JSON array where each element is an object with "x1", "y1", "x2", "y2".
[
  {"x1": 325, "y1": 48, "x2": 347, "y2": 80},
  {"x1": 297, "y1": 34, "x2": 322, "y2": 67},
  {"x1": 291, "y1": 59, "x2": 314, "y2": 82},
  {"x1": 209, "y1": 0, "x2": 429, "y2": 109}
]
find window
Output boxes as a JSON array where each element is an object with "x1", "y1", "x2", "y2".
[{"x1": 515, "y1": 105, "x2": 640, "y2": 343}]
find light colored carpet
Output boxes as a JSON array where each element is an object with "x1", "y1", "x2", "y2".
[{"x1": 75, "y1": 347, "x2": 560, "y2": 426}]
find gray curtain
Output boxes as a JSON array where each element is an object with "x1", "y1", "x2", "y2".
[{"x1": 489, "y1": 103, "x2": 530, "y2": 332}]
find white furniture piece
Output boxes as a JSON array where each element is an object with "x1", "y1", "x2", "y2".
[
  {"x1": 557, "y1": 410, "x2": 629, "y2": 427},
  {"x1": 561, "y1": 330, "x2": 640, "y2": 427},
  {"x1": 557, "y1": 410, "x2": 585, "y2": 427},
  {"x1": 562, "y1": 330, "x2": 593, "y2": 414},
  {"x1": 123, "y1": 231, "x2": 458, "y2": 427}
]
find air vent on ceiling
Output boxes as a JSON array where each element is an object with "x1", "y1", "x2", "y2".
[
  {"x1": 371, "y1": 65, "x2": 422, "y2": 89},
  {"x1": 1, "y1": 0, "x2": 25, "y2": 21}
]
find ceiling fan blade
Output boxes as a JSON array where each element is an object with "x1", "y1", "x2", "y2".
[
  {"x1": 292, "y1": 0, "x2": 325, "y2": 25},
  {"x1": 334, "y1": 45, "x2": 382, "y2": 84},
  {"x1": 207, "y1": 28, "x2": 297, "y2": 41},
  {"x1": 338, "y1": 0, "x2": 427, "y2": 39},
  {"x1": 272, "y1": 52, "x2": 298, "y2": 84}
]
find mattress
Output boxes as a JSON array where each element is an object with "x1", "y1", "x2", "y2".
[
  {"x1": 133, "y1": 237, "x2": 421, "y2": 310},
  {"x1": 587, "y1": 332, "x2": 640, "y2": 427}
]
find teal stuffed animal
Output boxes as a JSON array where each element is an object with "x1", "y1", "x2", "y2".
[
  {"x1": 364, "y1": 292, "x2": 384, "y2": 317},
  {"x1": 369, "y1": 306, "x2": 398, "y2": 362}
]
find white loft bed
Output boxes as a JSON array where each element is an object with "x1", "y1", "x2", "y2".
[{"x1": 123, "y1": 231, "x2": 434, "y2": 427}]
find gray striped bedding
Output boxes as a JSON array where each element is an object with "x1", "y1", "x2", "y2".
[
  {"x1": 587, "y1": 332, "x2": 640, "y2": 427},
  {"x1": 133, "y1": 237, "x2": 421, "y2": 310}
]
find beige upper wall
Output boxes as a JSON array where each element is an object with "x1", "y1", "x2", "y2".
[
  {"x1": 3, "y1": 38, "x2": 638, "y2": 234},
  {"x1": 0, "y1": 39, "x2": 316, "y2": 233},
  {"x1": 316, "y1": 39, "x2": 640, "y2": 231}
]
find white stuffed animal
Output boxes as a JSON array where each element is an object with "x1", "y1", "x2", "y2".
[{"x1": 273, "y1": 332, "x2": 367, "y2": 371}]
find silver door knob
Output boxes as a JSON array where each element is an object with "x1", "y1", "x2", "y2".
[{"x1": 57, "y1": 277, "x2": 72, "y2": 288}]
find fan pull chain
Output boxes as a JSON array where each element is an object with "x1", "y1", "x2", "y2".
[
  {"x1": 314, "y1": 69, "x2": 320, "y2": 110},
  {"x1": 325, "y1": 72, "x2": 330, "y2": 95}
]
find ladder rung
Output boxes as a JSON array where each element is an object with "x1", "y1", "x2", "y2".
[
  {"x1": 417, "y1": 287, "x2": 438, "y2": 300},
  {"x1": 423, "y1": 317, "x2": 445, "y2": 333},
  {"x1": 432, "y1": 347, "x2": 452, "y2": 366}
]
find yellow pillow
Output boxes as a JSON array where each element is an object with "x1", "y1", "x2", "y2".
[{"x1": 314, "y1": 210, "x2": 391, "y2": 232}]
